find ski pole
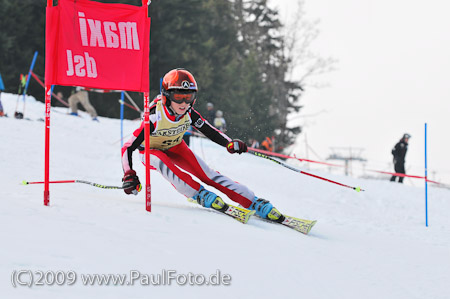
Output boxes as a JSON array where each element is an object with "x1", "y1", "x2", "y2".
[
  {"x1": 247, "y1": 149, "x2": 364, "y2": 192},
  {"x1": 22, "y1": 180, "x2": 124, "y2": 190}
]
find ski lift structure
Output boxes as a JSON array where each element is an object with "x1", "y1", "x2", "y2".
[{"x1": 327, "y1": 147, "x2": 367, "y2": 176}]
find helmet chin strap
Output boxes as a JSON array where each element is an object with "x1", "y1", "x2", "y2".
[
  {"x1": 167, "y1": 105, "x2": 176, "y2": 115},
  {"x1": 167, "y1": 103, "x2": 191, "y2": 120}
]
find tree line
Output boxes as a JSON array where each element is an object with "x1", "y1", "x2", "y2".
[{"x1": 0, "y1": 0, "x2": 330, "y2": 151}]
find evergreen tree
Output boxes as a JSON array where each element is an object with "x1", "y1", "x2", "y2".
[
  {"x1": 0, "y1": 0, "x2": 331, "y2": 152},
  {"x1": 233, "y1": 0, "x2": 303, "y2": 151},
  {"x1": 0, "y1": 1, "x2": 46, "y2": 98}
]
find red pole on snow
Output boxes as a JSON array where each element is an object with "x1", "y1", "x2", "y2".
[
  {"x1": 143, "y1": 0, "x2": 151, "y2": 212},
  {"x1": 44, "y1": 0, "x2": 53, "y2": 206},
  {"x1": 44, "y1": 86, "x2": 51, "y2": 206},
  {"x1": 144, "y1": 92, "x2": 151, "y2": 212}
]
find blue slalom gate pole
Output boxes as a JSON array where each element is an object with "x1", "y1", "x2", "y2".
[
  {"x1": 0, "y1": 73, "x2": 4, "y2": 113},
  {"x1": 120, "y1": 91, "x2": 125, "y2": 148},
  {"x1": 425, "y1": 123, "x2": 428, "y2": 227},
  {"x1": 0, "y1": 73, "x2": 5, "y2": 91}
]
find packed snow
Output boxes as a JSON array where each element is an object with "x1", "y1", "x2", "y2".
[{"x1": 1, "y1": 93, "x2": 449, "y2": 299}]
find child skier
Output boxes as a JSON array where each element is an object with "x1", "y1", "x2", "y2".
[{"x1": 121, "y1": 68, "x2": 284, "y2": 222}]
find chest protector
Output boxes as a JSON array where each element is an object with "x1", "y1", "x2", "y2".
[{"x1": 143, "y1": 101, "x2": 191, "y2": 150}]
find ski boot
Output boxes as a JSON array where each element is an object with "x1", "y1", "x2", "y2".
[
  {"x1": 193, "y1": 186, "x2": 228, "y2": 212},
  {"x1": 249, "y1": 198, "x2": 285, "y2": 223}
]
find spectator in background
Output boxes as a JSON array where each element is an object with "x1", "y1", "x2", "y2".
[
  {"x1": 213, "y1": 110, "x2": 227, "y2": 132},
  {"x1": 260, "y1": 136, "x2": 274, "y2": 152},
  {"x1": 205, "y1": 102, "x2": 215, "y2": 124},
  {"x1": 390, "y1": 133, "x2": 411, "y2": 183},
  {"x1": 55, "y1": 91, "x2": 67, "y2": 107},
  {"x1": 56, "y1": 91, "x2": 64, "y2": 102},
  {"x1": 248, "y1": 138, "x2": 259, "y2": 149},
  {"x1": 68, "y1": 86, "x2": 98, "y2": 121}
]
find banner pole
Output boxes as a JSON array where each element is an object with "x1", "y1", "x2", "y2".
[
  {"x1": 43, "y1": 86, "x2": 52, "y2": 206},
  {"x1": 425, "y1": 123, "x2": 428, "y2": 227},
  {"x1": 44, "y1": 0, "x2": 53, "y2": 206},
  {"x1": 120, "y1": 91, "x2": 124, "y2": 148},
  {"x1": 143, "y1": 0, "x2": 151, "y2": 212},
  {"x1": 144, "y1": 92, "x2": 151, "y2": 212}
]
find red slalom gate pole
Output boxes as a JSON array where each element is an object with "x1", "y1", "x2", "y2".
[
  {"x1": 44, "y1": 0, "x2": 53, "y2": 206},
  {"x1": 44, "y1": 85, "x2": 51, "y2": 206},
  {"x1": 143, "y1": 0, "x2": 151, "y2": 212},
  {"x1": 143, "y1": 92, "x2": 151, "y2": 212}
]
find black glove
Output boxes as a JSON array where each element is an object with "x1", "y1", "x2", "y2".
[
  {"x1": 226, "y1": 139, "x2": 248, "y2": 154},
  {"x1": 122, "y1": 170, "x2": 142, "y2": 195}
]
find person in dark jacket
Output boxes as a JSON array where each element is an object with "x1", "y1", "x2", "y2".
[{"x1": 390, "y1": 133, "x2": 411, "y2": 183}]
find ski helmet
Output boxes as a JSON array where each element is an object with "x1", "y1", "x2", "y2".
[{"x1": 161, "y1": 69, "x2": 198, "y2": 107}]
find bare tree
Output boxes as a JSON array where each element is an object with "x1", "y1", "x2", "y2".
[
  {"x1": 230, "y1": 0, "x2": 336, "y2": 151},
  {"x1": 283, "y1": 1, "x2": 337, "y2": 89}
]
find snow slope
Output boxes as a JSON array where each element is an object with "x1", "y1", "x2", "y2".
[{"x1": 1, "y1": 93, "x2": 449, "y2": 299}]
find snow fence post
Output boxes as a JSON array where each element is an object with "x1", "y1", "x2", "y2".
[{"x1": 425, "y1": 123, "x2": 428, "y2": 227}]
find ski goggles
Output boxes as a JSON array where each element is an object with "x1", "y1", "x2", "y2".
[{"x1": 167, "y1": 90, "x2": 197, "y2": 104}]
